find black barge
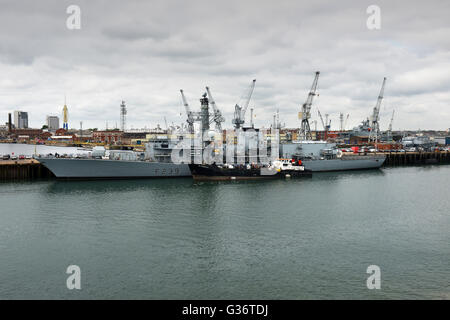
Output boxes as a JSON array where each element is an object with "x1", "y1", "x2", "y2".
[{"x1": 189, "y1": 159, "x2": 312, "y2": 181}]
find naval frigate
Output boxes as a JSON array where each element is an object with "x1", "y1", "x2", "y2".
[
  {"x1": 37, "y1": 139, "x2": 192, "y2": 179},
  {"x1": 280, "y1": 141, "x2": 386, "y2": 172},
  {"x1": 38, "y1": 157, "x2": 191, "y2": 179}
]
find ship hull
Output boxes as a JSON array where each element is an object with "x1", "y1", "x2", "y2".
[
  {"x1": 301, "y1": 155, "x2": 386, "y2": 172},
  {"x1": 189, "y1": 164, "x2": 312, "y2": 181},
  {"x1": 37, "y1": 158, "x2": 191, "y2": 179}
]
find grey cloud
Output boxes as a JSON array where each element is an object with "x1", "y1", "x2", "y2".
[
  {"x1": 0, "y1": 0, "x2": 449, "y2": 130},
  {"x1": 102, "y1": 26, "x2": 169, "y2": 41}
]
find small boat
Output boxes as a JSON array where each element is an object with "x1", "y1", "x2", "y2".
[{"x1": 189, "y1": 159, "x2": 312, "y2": 181}]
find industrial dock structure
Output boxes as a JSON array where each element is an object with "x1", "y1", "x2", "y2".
[
  {"x1": 1, "y1": 71, "x2": 449, "y2": 181},
  {"x1": 0, "y1": 159, "x2": 53, "y2": 181},
  {"x1": 1, "y1": 150, "x2": 450, "y2": 181}
]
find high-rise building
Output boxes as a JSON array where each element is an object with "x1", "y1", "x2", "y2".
[
  {"x1": 46, "y1": 116, "x2": 60, "y2": 132},
  {"x1": 14, "y1": 111, "x2": 28, "y2": 129}
]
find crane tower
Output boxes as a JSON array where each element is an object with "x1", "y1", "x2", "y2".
[
  {"x1": 120, "y1": 100, "x2": 127, "y2": 132},
  {"x1": 205, "y1": 86, "x2": 225, "y2": 132},
  {"x1": 232, "y1": 79, "x2": 256, "y2": 129},
  {"x1": 299, "y1": 71, "x2": 320, "y2": 140},
  {"x1": 369, "y1": 77, "x2": 387, "y2": 142},
  {"x1": 387, "y1": 109, "x2": 395, "y2": 142}
]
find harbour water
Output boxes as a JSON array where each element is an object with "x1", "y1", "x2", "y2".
[{"x1": 0, "y1": 166, "x2": 449, "y2": 299}]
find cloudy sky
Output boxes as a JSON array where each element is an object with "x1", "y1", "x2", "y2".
[{"x1": 0, "y1": 0, "x2": 449, "y2": 130}]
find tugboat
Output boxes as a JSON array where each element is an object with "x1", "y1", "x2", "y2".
[{"x1": 189, "y1": 159, "x2": 312, "y2": 181}]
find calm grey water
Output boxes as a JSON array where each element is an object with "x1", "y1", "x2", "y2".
[{"x1": 0, "y1": 166, "x2": 449, "y2": 299}]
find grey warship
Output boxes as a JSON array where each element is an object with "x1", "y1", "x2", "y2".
[
  {"x1": 37, "y1": 140, "x2": 191, "y2": 179},
  {"x1": 38, "y1": 158, "x2": 191, "y2": 179},
  {"x1": 280, "y1": 141, "x2": 386, "y2": 172}
]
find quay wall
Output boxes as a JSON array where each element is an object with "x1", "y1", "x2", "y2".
[
  {"x1": 0, "y1": 160, "x2": 54, "y2": 181},
  {"x1": 1, "y1": 152, "x2": 449, "y2": 181},
  {"x1": 383, "y1": 151, "x2": 450, "y2": 166}
]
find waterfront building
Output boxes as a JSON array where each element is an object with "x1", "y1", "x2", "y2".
[
  {"x1": 14, "y1": 111, "x2": 28, "y2": 129},
  {"x1": 92, "y1": 130, "x2": 123, "y2": 144},
  {"x1": 46, "y1": 116, "x2": 60, "y2": 132},
  {"x1": 11, "y1": 128, "x2": 43, "y2": 140}
]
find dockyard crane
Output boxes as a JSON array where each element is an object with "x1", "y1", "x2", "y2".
[
  {"x1": 232, "y1": 79, "x2": 256, "y2": 129},
  {"x1": 250, "y1": 108, "x2": 255, "y2": 128},
  {"x1": 343, "y1": 114, "x2": 349, "y2": 131},
  {"x1": 318, "y1": 109, "x2": 331, "y2": 140},
  {"x1": 205, "y1": 86, "x2": 225, "y2": 132},
  {"x1": 325, "y1": 114, "x2": 331, "y2": 131},
  {"x1": 387, "y1": 109, "x2": 395, "y2": 141},
  {"x1": 164, "y1": 116, "x2": 168, "y2": 131},
  {"x1": 180, "y1": 89, "x2": 195, "y2": 133},
  {"x1": 369, "y1": 77, "x2": 387, "y2": 142},
  {"x1": 318, "y1": 109, "x2": 326, "y2": 131},
  {"x1": 299, "y1": 71, "x2": 320, "y2": 140},
  {"x1": 388, "y1": 109, "x2": 395, "y2": 132}
]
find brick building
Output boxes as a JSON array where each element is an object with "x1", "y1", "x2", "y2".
[{"x1": 92, "y1": 130, "x2": 123, "y2": 144}]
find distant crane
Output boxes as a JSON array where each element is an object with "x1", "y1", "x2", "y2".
[
  {"x1": 317, "y1": 109, "x2": 331, "y2": 140},
  {"x1": 318, "y1": 109, "x2": 325, "y2": 131},
  {"x1": 340, "y1": 113, "x2": 350, "y2": 131},
  {"x1": 205, "y1": 86, "x2": 225, "y2": 132},
  {"x1": 299, "y1": 71, "x2": 320, "y2": 140},
  {"x1": 387, "y1": 109, "x2": 395, "y2": 142},
  {"x1": 369, "y1": 77, "x2": 387, "y2": 142},
  {"x1": 120, "y1": 100, "x2": 127, "y2": 132},
  {"x1": 180, "y1": 89, "x2": 196, "y2": 133},
  {"x1": 343, "y1": 114, "x2": 349, "y2": 131},
  {"x1": 272, "y1": 109, "x2": 284, "y2": 130},
  {"x1": 232, "y1": 79, "x2": 256, "y2": 129},
  {"x1": 164, "y1": 116, "x2": 168, "y2": 131},
  {"x1": 249, "y1": 108, "x2": 254, "y2": 128},
  {"x1": 325, "y1": 114, "x2": 331, "y2": 131}
]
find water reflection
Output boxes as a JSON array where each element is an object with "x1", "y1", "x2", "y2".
[
  {"x1": 313, "y1": 169, "x2": 385, "y2": 181},
  {"x1": 45, "y1": 177, "x2": 194, "y2": 194},
  {"x1": 44, "y1": 169, "x2": 386, "y2": 194},
  {"x1": 0, "y1": 165, "x2": 448, "y2": 299}
]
